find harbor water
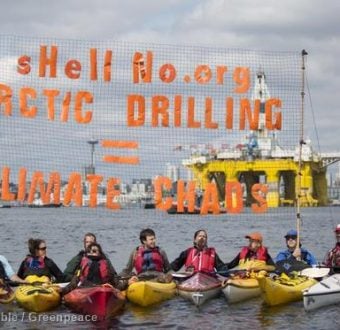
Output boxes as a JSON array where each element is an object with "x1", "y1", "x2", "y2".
[{"x1": 0, "y1": 206, "x2": 340, "y2": 329}]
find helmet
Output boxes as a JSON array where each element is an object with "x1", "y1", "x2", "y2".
[{"x1": 334, "y1": 224, "x2": 340, "y2": 234}]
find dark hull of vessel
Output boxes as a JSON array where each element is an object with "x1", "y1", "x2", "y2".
[{"x1": 28, "y1": 203, "x2": 63, "y2": 208}]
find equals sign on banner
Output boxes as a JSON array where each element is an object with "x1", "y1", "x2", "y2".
[{"x1": 101, "y1": 140, "x2": 139, "y2": 165}]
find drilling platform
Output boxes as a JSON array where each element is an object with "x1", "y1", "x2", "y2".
[{"x1": 182, "y1": 71, "x2": 340, "y2": 207}]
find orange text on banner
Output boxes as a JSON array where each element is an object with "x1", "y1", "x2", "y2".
[{"x1": 127, "y1": 94, "x2": 282, "y2": 130}]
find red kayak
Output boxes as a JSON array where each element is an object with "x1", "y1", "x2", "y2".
[
  {"x1": 64, "y1": 285, "x2": 126, "y2": 319},
  {"x1": 177, "y1": 272, "x2": 222, "y2": 307}
]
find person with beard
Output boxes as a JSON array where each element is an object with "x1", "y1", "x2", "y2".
[
  {"x1": 63, "y1": 233, "x2": 96, "y2": 281},
  {"x1": 170, "y1": 229, "x2": 227, "y2": 273},
  {"x1": 227, "y1": 232, "x2": 275, "y2": 271},
  {"x1": 62, "y1": 243, "x2": 127, "y2": 295},
  {"x1": 120, "y1": 228, "x2": 172, "y2": 284},
  {"x1": 323, "y1": 224, "x2": 340, "y2": 273}
]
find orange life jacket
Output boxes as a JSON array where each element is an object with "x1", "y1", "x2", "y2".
[
  {"x1": 134, "y1": 246, "x2": 164, "y2": 274},
  {"x1": 184, "y1": 247, "x2": 216, "y2": 273}
]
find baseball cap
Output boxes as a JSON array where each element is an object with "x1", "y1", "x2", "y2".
[
  {"x1": 284, "y1": 229, "x2": 297, "y2": 238},
  {"x1": 245, "y1": 232, "x2": 263, "y2": 243}
]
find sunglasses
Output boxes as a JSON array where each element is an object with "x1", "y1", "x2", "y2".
[
  {"x1": 38, "y1": 246, "x2": 47, "y2": 250},
  {"x1": 286, "y1": 236, "x2": 297, "y2": 240},
  {"x1": 90, "y1": 249, "x2": 99, "y2": 253}
]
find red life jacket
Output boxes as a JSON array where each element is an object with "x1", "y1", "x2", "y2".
[
  {"x1": 239, "y1": 246, "x2": 268, "y2": 263},
  {"x1": 184, "y1": 247, "x2": 216, "y2": 273},
  {"x1": 79, "y1": 257, "x2": 110, "y2": 284},
  {"x1": 134, "y1": 246, "x2": 164, "y2": 274},
  {"x1": 328, "y1": 245, "x2": 340, "y2": 267}
]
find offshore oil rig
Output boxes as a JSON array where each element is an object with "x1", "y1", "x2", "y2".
[{"x1": 182, "y1": 71, "x2": 340, "y2": 208}]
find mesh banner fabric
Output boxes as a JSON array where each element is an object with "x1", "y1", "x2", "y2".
[{"x1": 0, "y1": 35, "x2": 305, "y2": 217}]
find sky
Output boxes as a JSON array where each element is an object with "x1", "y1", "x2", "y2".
[{"x1": 0, "y1": 0, "x2": 339, "y2": 179}]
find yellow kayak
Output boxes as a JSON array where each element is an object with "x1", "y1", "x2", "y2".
[
  {"x1": 127, "y1": 280, "x2": 176, "y2": 307},
  {"x1": 257, "y1": 272, "x2": 317, "y2": 306},
  {"x1": 15, "y1": 275, "x2": 61, "y2": 312}
]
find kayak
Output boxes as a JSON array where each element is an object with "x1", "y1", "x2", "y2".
[
  {"x1": 222, "y1": 276, "x2": 261, "y2": 304},
  {"x1": 127, "y1": 280, "x2": 176, "y2": 307},
  {"x1": 0, "y1": 280, "x2": 15, "y2": 303},
  {"x1": 303, "y1": 274, "x2": 340, "y2": 312},
  {"x1": 15, "y1": 275, "x2": 61, "y2": 312},
  {"x1": 15, "y1": 285, "x2": 60, "y2": 312},
  {"x1": 258, "y1": 272, "x2": 317, "y2": 306},
  {"x1": 64, "y1": 285, "x2": 126, "y2": 319},
  {"x1": 177, "y1": 272, "x2": 221, "y2": 307}
]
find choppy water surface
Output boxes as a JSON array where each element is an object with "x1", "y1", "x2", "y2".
[{"x1": 0, "y1": 206, "x2": 339, "y2": 329}]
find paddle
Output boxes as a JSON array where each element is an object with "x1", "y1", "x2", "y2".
[
  {"x1": 218, "y1": 265, "x2": 276, "y2": 276},
  {"x1": 172, "y1": 267, "x2": 274, "y2": 280},
  {"x1": 299, "y1": 267, "x2": 330, "y2": 278},
  {"x1": 275, "y1": 259, "x2": 310, "y2": 274},
  {"x1": 171, "y1": 270, "x2": 236, "y2": 279},
  {"x1": 118, "y1": 273, "x2": 169, "y2": 281},
  {"x1": 171, "y1": 271, "x2": 194, "y2": 279}
]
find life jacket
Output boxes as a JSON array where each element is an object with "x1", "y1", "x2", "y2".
[
  {"x1": 134, "y1": 246, "x2": 164, "y2": 274},
  {"x1": 238, "y1": 246, "x2": 268, "y2": 269},
  {"x1": 328, "y1": 244, "x2": 340, "y2": 267},
  {"x1": 79, "y1": 256, "x2": 110, "y2": 284},
  {"x1": 23, "y1": 256, "x2": 51, "y2": 278},
  {"x1": 184, "y1": 247, "x2": 216, "y2": 273}
]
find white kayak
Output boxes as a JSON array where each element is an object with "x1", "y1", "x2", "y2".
[{"x1": 303, "y1": 273, "x2": 340, "y2": 311}]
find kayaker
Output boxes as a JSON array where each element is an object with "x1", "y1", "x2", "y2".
[
  {"x1": 323, "y1": 224, "x2": 340, "y2": 272},
  {"x1": 226, "y1": 232, "x2": 275, "y2": 271},
  {"x1": 274, "y1": 229, "x2": 317, "y2": 273},
  {"x1": 62, "y1": 242, "x2": 127, "y2": 295},
  {"x1": 170, "y1": 229, "x2": 227, "y2": 274},
  {"x1": 120, "y1": 228, "x2": 172, "y2": 284},
  {"x1": 64, "y1": 232, "x2": 115, "y2": 281},
  {"x1": 17, "y1": 238, "x2": 66, "y2": 283},
  {"x1": 0, "y1": 255, "x2": 26, "y2": 283}
]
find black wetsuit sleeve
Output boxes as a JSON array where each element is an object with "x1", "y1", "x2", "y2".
[
  {"x1": 17, "y1": 260, "x2": 26, "y2": 279},
  {"x1": 266, "y1": 252, "x2": 276, "y2": 266},
  {"x1": 170, "y1": 250, "x2": 188, "y2": 272},
  {"x1": 61, "y1": 275, "x2": 80, "y2": 296},
  {"x1": 226, "y1": 253, "x2": 241, "y2": 270},
  {"x1": 110, "y1": 271, "x2": 128, "y2": 290},
  {"x1": 215, "y1": 253, "x2": 228, "y2": 272},
  {"x1": 104, "y1": 255, "x2": 118, "y2": 276},
  {"x1": 45, "y1": 258, "x2": 66, "y2": 283}
]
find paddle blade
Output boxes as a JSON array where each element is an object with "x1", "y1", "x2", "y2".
[
  {"x1": 300, "y1": 267, "x2": 330, "y2": 278},
  {"x1": 275, "y1": 259, "x2": 310, "y2": 274}
]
